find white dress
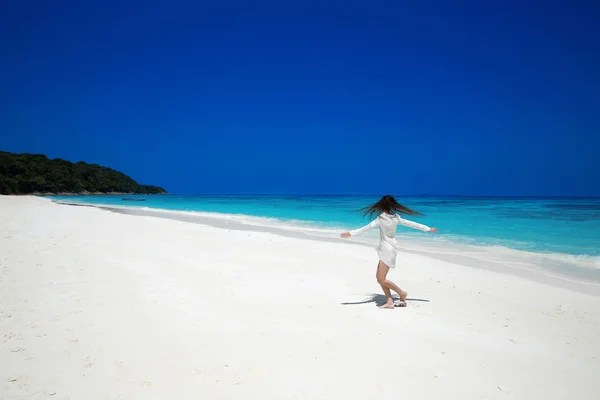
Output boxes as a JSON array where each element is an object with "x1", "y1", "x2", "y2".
[{"x1": 349, "y1": 212, "x2": 432, "y2": 268}]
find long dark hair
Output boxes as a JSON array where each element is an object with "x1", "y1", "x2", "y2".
[{"x1": 358, "y1": 195, "x2": 423, "y2": 219}]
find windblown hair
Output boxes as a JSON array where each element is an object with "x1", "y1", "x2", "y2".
[{"x1": 358, "y1": 195, "x2": 423, "y2": 219}]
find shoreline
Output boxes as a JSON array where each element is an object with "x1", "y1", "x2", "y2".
[
  {"x1": 48, "y1": 196, "x2": 600, "y2": 261},
  {"x1": 53, "y1": 198, "x2": 600, "y2": 297}
]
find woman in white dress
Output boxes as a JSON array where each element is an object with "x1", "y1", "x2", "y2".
[{"x1": 340, "y1": 195, "x2": 438, "y2": 309}]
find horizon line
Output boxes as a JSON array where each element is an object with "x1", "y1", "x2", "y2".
[{"x1": 131, "y1": 193, "x2": 600, "y2": 199}]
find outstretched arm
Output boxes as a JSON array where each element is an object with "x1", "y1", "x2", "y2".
[
  {"x1": 340, "y1": 219, "x2": 380, "y2": 238},
  {"x1": 397, "y1": 216, "x2": 437, "y2": 233}
]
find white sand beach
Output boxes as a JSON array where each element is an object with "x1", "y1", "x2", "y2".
[{"x1": 1, "y1": 196, "x2": 599, "y2": 400}]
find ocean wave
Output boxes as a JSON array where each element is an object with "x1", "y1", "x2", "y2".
[{"x1": 53, "y1": 199, "x2": 342, "y2": 235}]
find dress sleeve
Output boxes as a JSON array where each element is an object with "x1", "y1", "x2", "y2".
[
  {"x1": 396, "y1": 216, "x2": 431, "y2": 232},
  {"x1": 349, "y1": 218, "x2": 380, "y2": 236}
]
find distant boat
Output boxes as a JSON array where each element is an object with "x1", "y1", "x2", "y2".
[{"x1": 122, "y1": 198, "x2": 146, "y2": 202}]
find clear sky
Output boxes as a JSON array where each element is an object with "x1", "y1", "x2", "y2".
[{"x1": 1, "y1": 0, "x2": 599, "y2": 196}]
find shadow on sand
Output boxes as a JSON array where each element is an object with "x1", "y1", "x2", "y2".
[{"x1": 341, "y1": 293, "x2": 430, "y2": 307}]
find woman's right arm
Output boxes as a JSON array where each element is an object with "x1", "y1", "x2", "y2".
[{"x1": 340, "y1": 219, "x2": 380, "y2": 238}]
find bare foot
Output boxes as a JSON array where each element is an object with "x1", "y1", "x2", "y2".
[
  {"x1": 400, "y1": 290, "x2": 408, "y2": 302},
  {"x1": 394, "y1": 300, "x2": 407, "y2": 307},
  {"x1": 379, "y1": 302, "x2": 395, "y2": 309},
  {"x1": 392, "y1": 290, "x2": 408, "y2": 307}
]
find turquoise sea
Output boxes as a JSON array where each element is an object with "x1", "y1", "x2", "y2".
[{"x1": 51, "y1": 195, "x2": 600, "y2": 281}]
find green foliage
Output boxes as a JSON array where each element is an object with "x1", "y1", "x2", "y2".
[{"x1": 0, "y1": 151, "x2": 167, "y2": 195}]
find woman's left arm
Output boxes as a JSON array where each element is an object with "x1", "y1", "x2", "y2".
[{"x1": 397, "y1": 216, "x2": 437, "y2": 233}]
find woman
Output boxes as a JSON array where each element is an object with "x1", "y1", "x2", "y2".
[{"x1": 340, "y1": 195, "x2": 438, "y2": 309}]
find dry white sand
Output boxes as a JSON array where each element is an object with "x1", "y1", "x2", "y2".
[{"x1": 1, "y1": 196, "x2": 599, "y2": 399}]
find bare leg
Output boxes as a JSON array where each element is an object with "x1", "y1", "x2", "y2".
[
  {"x1": 376, "y1": 261, "x2": 408, "y2": 307},
  {"x1": 375, "y1": 262, "x2": 395, "y2": 309},
  {"x1": 379, "y1": 283, "x2": 394, "y2": 308}
]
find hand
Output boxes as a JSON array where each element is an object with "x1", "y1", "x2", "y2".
[
  {"x1": 340, "y1": 232, "x2": 351, "y2": 238},
  {"x1": 429, "y1": 227, "x2": 438, "y2": 233}
]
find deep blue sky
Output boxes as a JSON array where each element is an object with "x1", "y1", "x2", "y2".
[{"x1": 1, "y1": 1, "x2": 599, "y2": 195}]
